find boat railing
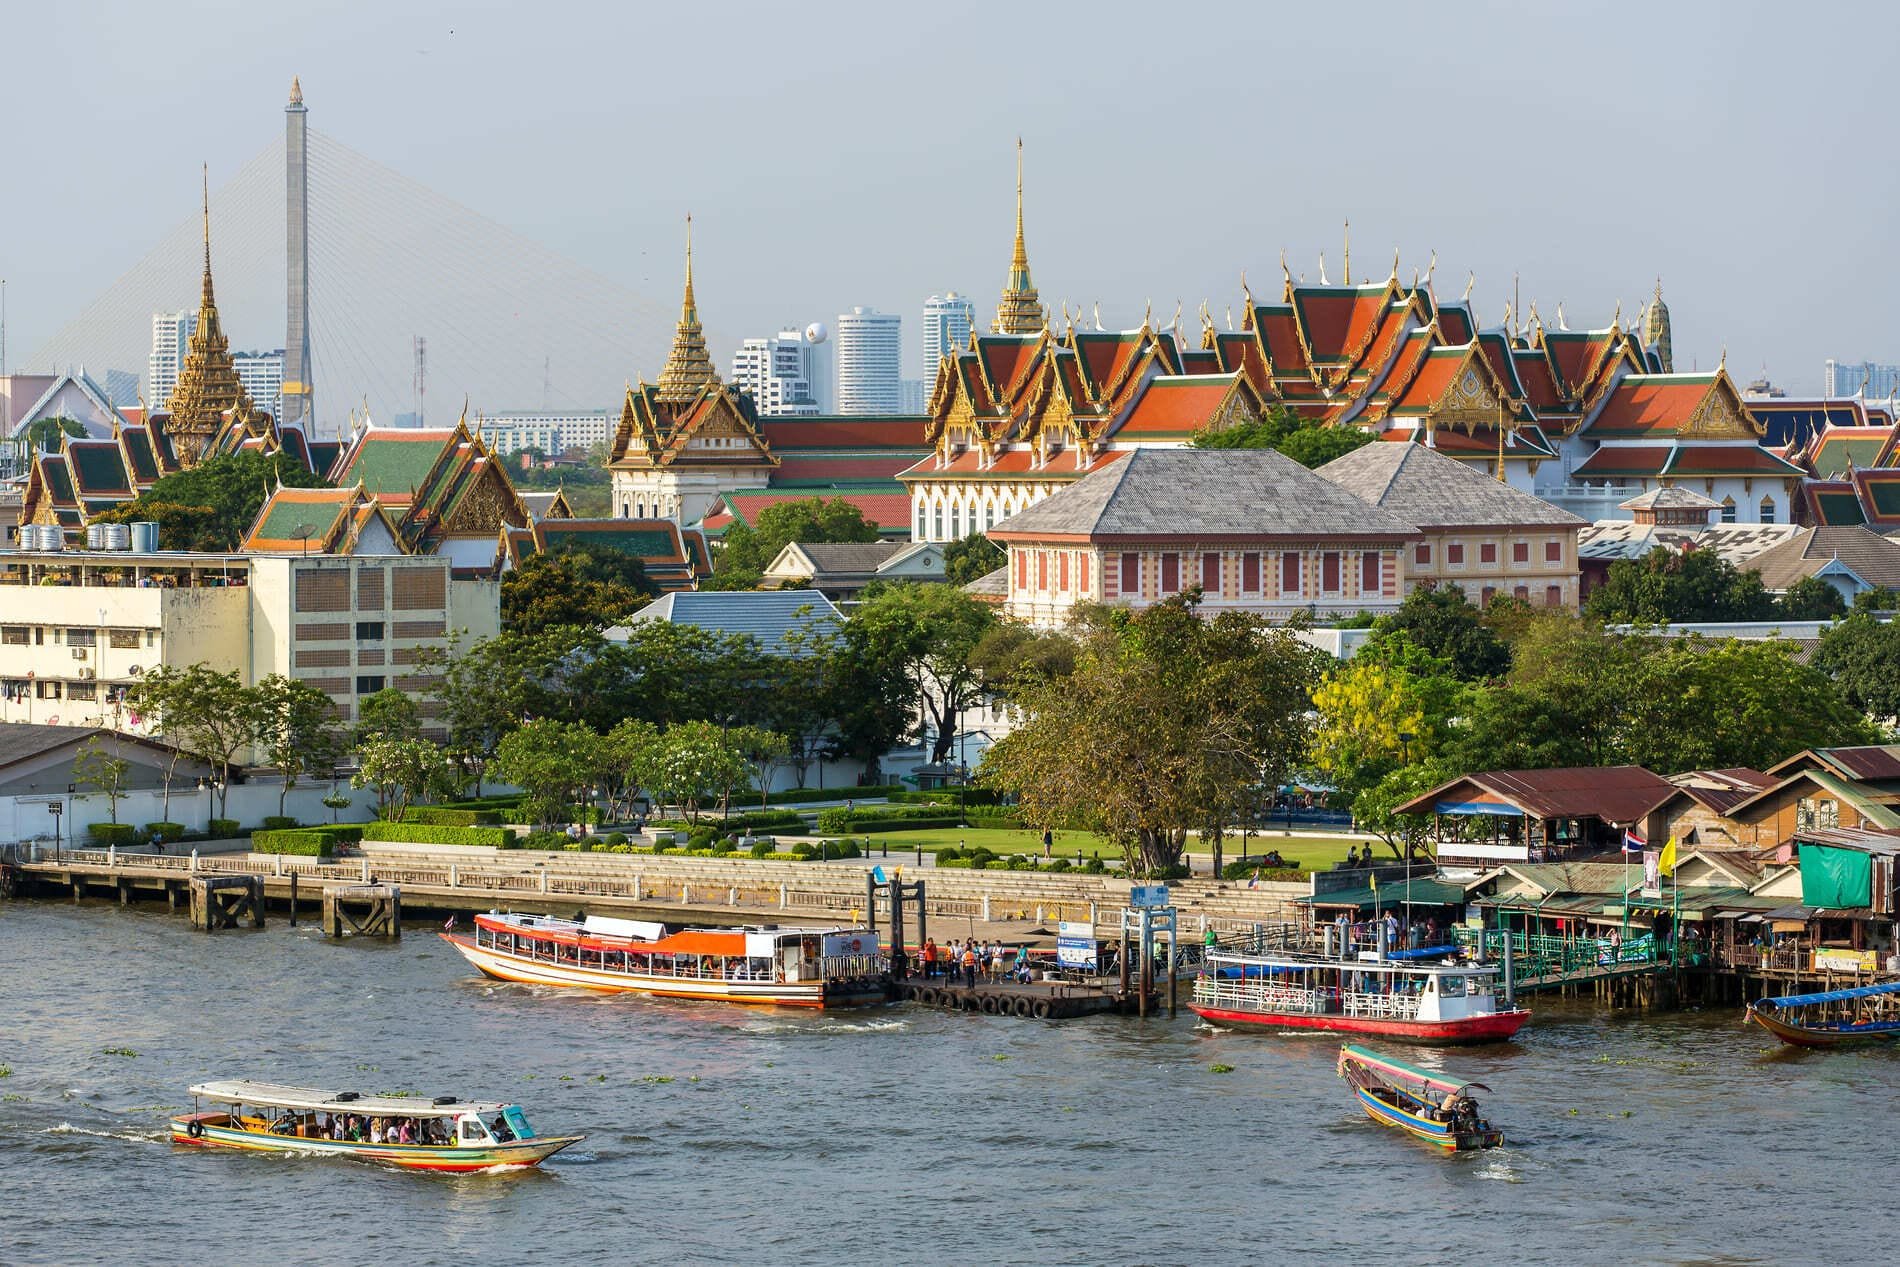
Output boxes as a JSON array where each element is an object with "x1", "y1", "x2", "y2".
[
  {"x1": 1341, "y1": 990, "x2": 1423, "y2": 1021},
  {"x1": 816, "y1": 953, "x2": 888, "y2": 981},
  {"x1": 1191, "y1": 976, "x2": 1332, "y2": 1015}
]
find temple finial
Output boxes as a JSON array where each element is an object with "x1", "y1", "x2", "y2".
[
  {"x1": 682, "y1": 214, "x2": 696, "y2": 322},
  {"x1": 1342, "y1": 217, "x2": 1351, "y2": 285},
  {"x1": 289, "y1": 76, "x2": 303, "y2": 106},
  {"x1": 201, "y1": 163, "x2": 212, "y2": 295},
  {"x1": 992, "y1": 139, "x2": 1044, "y2": 333}
]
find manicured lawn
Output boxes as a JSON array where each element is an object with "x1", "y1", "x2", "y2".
[{"x1": 843, "y1": 825, "x2": 1376, "y2": 874}]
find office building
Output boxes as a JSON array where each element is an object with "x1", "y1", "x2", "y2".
[
  {"x1": 835, "y1": 307, "x2": 902, "y2": 416},
  {"x1": 233, "y1": 349, "x2": 286, "y2": 422},
  {"x1": 473, "y1": 411, "x2": 615, "y2": 455},
  {"x1": 1824, "y1": 360, "x2": 1900, "y2": 400},
  {"x1": 921, "y1": 292, "x2": 974, "y2": 376},
  {"x1": 729, "y1": 328, "x2": 823, "y2": 417},
  {"x1": 148, "y1": 309, "x2": 197, "y2": 410}
]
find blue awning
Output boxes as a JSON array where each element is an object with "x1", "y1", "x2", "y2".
[
  {"x1": 1758, "y1": 980, "x2": 1900, "y2": 1011},
  {"x1": 1434, "y1": 800, "x2": 1526, "y2": 817}
]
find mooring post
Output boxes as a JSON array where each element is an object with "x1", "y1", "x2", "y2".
[
  {"x1": 1168, "y1": 920, "x2": 1178, "y2": 1019},
  {"x1": 1503, "y1": 935, "x2": 1517, "y2": 1007},
  {"x1": 866, "y1": 872, "x2": 878, "y2": 935},
  {"x1": 914, "y1": 881, "x2": 928, "y2": 953},
  {"x1": 108, "y1": 844, "x2": 116, "y2": 867},
  {"x1": 289, "y1": 870, "x2": 298, "y2": 927},
  {"x1": 778, "y1": 883, "x2": 786, "y2": 909}
]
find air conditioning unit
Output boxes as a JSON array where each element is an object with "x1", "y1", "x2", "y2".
[
  {"x1": 71, "y1": 647, "x2": 88, "y2": 661},
  {"x1": 128, "y1": 664, "x2": 144, "y2": 676},
  {"x1": 78, "y1": 668, "x2": 96, "y2": 681}
]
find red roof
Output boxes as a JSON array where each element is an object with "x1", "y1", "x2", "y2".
[
  {"x1": 1512, "y1": 350, "x2": 1565, "y2": 411},
  {"x1": 1391, "y1": 351, "x2": 1467, "y2": 412},
  {"x1": 771, "y1": 455, "x2": 920, "y2": 483},
  {"x1": 1116, "y1": 377, "x2": 1240, "y2": 436},
  {"x1": 1294, "y1": 289, "x2": 1387, "y2": 364},
  {"x1": 978, "y1": 338, "x2": 1039, "y2": 400},
  {"x1": 1664, "y1": 445, "x2": 1804, "y2": 476},
  {"x1": 1397, "y1": 765, "x2": 1675, "y2": 823},
  {"x1": 1437, "y1": 306, "x2": 1474, "y2": 344},
  {"x1": 1257, "y1": 310, "x2": 1308, "y2": 373},
  {"x1": 1573, "y1": 445, "x2": 1672, "y2": 477},
  {"x1": 755, "y1": 417, "x2": 928, "y2": 449},
  {"x1": 1586, "y1": 376, "x2": 1717, "y2": 437}
]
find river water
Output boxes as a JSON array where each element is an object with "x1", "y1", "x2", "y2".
[{"x1": 0, "y1": 900, "x2": 1889, "y2": 1266}]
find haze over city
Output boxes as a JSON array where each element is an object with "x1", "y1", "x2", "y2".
[{"x1": 5, "y1": 0, "x2": 1896, "y2": 404}]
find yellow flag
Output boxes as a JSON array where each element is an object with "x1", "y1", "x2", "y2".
[
  {"x1": 1658, "y1": 835, "x2": 1677, "y2": 878},
  {"x1": 1369, "y1": 871, "x2": 1378, "y2": 892}
]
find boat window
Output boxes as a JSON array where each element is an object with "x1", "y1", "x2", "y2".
[
  {"x1": 502, "y1": 1107, "x2": 534, "y2": 1139},
  {"x1": 459, "y1": 1117, "x2": 491, "y2": 1144},
  {"x1": 1440, "y1": 975, "x2": 1467, "y2": 998}
]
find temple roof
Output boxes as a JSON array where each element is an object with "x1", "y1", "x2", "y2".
[{"x1": 654, "y1": 218, "x2": 720, "y2": 403}]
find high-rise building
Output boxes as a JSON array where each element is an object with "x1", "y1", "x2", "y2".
[
  {"x1": 835, "y1": 307, "x2": 902, "y2": 415},
  {"x1": 899, "y1": 379, "x2": 925, "y2": 414},
  {"x1": 921, "y1": 292, "x2": 974, "y2": 377},
  {"x1": 148, "y1": 309, "x2": 197, "y2": 409},
  {"x1": 233, "y1": 349, "x2": 286, "y2": 421},
  {"x1": 730, "y1": 328, "x2": 822, "y2": 416},
  {"x1": 1824, "y1": 359, "x2": 1900, "y2": 400}
]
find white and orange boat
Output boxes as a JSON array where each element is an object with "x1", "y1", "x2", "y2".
[
  {"x1": 442, "y1": 911, "x2": 892, "y2": 1008},
  {"x1": 171, "y1": 1081, "x2": 584, "y2": 1172}
]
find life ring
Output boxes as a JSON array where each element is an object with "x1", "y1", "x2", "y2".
[
  {"x1": 1032, "y1": 1000, "x2": 1053, "y2": 1020},
  {"x1": 186, "y1": 1119, "x2": 204, "y2": 1139}
]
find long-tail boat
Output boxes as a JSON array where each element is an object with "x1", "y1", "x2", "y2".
[
  {"x1": 1746, "y1": 980, "x2": 1900, "y2": 1048},
  {"x1": 1336, "y1": 1044, "x2": 1505, "y2": 1152},
  {"x1": 442, "y1": 911, "x2": 891, "y2": 1008},
  {"x1": 171, "y1": 1081, "x2": 585, "y2": 1172}
]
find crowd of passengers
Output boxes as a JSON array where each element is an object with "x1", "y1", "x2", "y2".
[{"x1": 267, "y1": 1111, "x2": 519, "y2": 1145}]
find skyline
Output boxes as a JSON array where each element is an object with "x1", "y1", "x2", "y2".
[{"x1": 5, "y1": 1, "x2": 1898, "y2": 406}]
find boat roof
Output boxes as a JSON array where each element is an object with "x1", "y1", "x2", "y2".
[
  {"x1": 1206, "y1": 950, "x2": 1496, "y2": 976},
  {"x1": 1755, "y1": 979, "x2": 1900, "y2": 1011},
  {"x1": 1340, "y1": 1044, "x2": 1489, "y2": 1098},
  {"x1": 188, "y1": 1080, "x2": 511, "y2": 1117}
]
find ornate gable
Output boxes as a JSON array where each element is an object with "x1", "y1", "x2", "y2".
[{"x1": 1680, "y1": 371, "x2": 1763, "y2": 440}]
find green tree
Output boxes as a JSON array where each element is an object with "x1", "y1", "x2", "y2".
[
  {"x1": 850, "y1": 582, "x2": 996, "y2": 764},
  {"x1": 354, "y1": 687, "x2": 421, "y2": 747},
  {"x1": 1188, "y1": 403, "x2": 1375, "y2": 468},
  {"x1": 1367, "y1": 585, "x2": 1511, "y2": 681},
  {"x1": 1449, "y1": 614, "x2": 1647, "y2": 770},
  {"x1": 600, "y1": 718, "x2": 661, "y2": 820},
  {"x1": 731, "y1": 727, "x2": 792, "y2": 811},
  {"x1": 1813, "y1": 613, "x2": 1900, "y2": 721},
  {"x1": 1309, "y1": 647, "x2": 1467, "y2": 856},
  {"x1": 493, "y1": 718, "x2": 601, "y2": 826},
  {"x1": 709, "y1": 497, "x2": 882, "y2": 588},
  {"x1": 500, "y1": 545, "x2": 659, "y2": 635},
  {"x1": 92, "y1": 450, "x2": 328, "y2": 550},
  {"x1": 1583, "y1": 547, "x2": 1777, "y2": 624},
  {"x1": 970, "y1": 622, "x2": 1078, "y2": 697},
  {"x1": 1351, "y1": 759, "x2": 1460, "y2": 861},
  {"x1": 253, "y1": 674, "x2": 342, "y2": 817},
  {"x1": 1778, "y1": 576, "x2": 1848, "y2": 621},
  {"x1": 131, "y1": 664, "x2": 261, "y2": 822},
  {"x1": 352, "y1": 736, "x2": 446, "y2": 817},
  {"x1": 21, "y1": 416, "x2": 85, "y2": 453},
  {"x1": 981, "y1": 597, "x2": 1324, "y2": 877},
  {"x1": 73, "y1": 736, "x2": 131, "y2": 826},
  {"x1": 942, "y1": 533, "x2": 1006, "y2": 586},
  {"x1": 632, "y1": 721, "x2": 750, "y2": 823}
]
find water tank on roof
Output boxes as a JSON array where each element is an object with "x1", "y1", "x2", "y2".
[
  {"x1": 130, "y1": 522, "x2": 160, "y2": 553},
  {"x1": 102, "y1": 523, "x2": 131, "y2": 551},
  {"x1": 85, "y1": 523, "x2": 107, "y2": 550}
]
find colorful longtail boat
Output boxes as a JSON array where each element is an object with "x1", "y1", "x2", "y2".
[
  {"x1": 1746, "y1": 980, "x2": 1900, "y2": 1048},
  {"x1": 1336, "y1": 1044, "x2": 1504, "y2": 1152}
]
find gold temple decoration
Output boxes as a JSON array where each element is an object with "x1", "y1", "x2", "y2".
[
  {"x1": 991, "y1": 139, "x2": 1046, "y2": 334},
  {"x1": 1644, "y1": 278, "x2": 1673, "y2": 372},
  {"x1": 654, "y1": 214, "x2": 720, "y2": 403},
  {"x1": 164, "y1": 165, "x2": 246, "y2": 467}
]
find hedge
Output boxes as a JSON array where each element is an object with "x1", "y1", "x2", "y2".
[
  {"x1": 815, "y1": 804, "x2": 970, "y2": 834},
  {"x1": 208, "y1": 818, "x2": 240, "y2": 838},
  {"x1": 818, "y1": 814, "x2": 963, "y2": 835},
  {"x1": 650, "y1": 810, "x2": 807, "y2": 835},
  {"x1": 395, "y1": 806, "x2": 500, "y2": 827},
  {"x1": 87, "y1": 823, "x2": 139, "y2": 846},
  {"x1": 144, "y1": 821, "x2": 185, "y2": 841},
  {"x1": 252, "y1": 829, "x2": 334, "y2": 857},
  {"x1": 762, "y1": 783, "x2": 903, "y2": 805},
  {"x1": 260, "y1": 816, "x2": 299, "y2": 831},
  {"x1": 362, "y1": 821, "x2": 511, "y2": 848},
  {"x1": 887, "y1": 787, "x2": 1002, "y2": 807}
]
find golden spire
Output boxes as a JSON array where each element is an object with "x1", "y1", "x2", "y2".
[
  {"x1": 289, "y1": 76, "x2": 303, "y2": 106},
  {"x1": 165, "y1": 164, "x2": 243, "y2": 466},
  {"x1": 991, "y1": 138, "x2": 1045, "y2": 334},
  {"x1": 655, "y1": 214, "x2": 719, "y2": 403},
  {"x1": 1342, "y1": 217, "x2": 1350, "y2": 285}
]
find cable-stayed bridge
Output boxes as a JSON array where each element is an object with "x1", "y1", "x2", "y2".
[{"x1": 28, "y1": 131, "x2": 677, "y2": 439}]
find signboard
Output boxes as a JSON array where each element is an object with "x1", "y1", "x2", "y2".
[
  {"x1": 1130, "y1": 884, "x2": 1171, "y2": 909},
  {"x1": 823, "y1": 932, "x2": 876, "y2": 958},
  {"x1": 1056, "y1": 921, "x2": 1097, "y2": 970},
  {"x1": 1813, "y1": 947, "x2": 1880, "y2": 974},
  {"x1": 1641, "y1": 850, "x2": 1662, "y2": 900}
]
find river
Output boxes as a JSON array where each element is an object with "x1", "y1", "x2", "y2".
[{"x1": 0, "y1": 900, "x2": 1889, "y2": 1266}]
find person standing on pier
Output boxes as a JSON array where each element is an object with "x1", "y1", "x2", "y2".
[{"x1": 962, "y1": 942, "x2": 977, "y2": 988}]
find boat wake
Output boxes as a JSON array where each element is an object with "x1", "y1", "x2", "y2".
[
  {"x1": 44, "y1": 1122, "x2": 166, "y2": 1146},
  {"x1": 741, "y1": 1017, "x2": 911, "y2": 1035}
]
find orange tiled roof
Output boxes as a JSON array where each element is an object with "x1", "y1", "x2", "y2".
[
  {"x1": 1115, "y1": 375, "x2": 1246, "y2": 438},
  {"x1": 1585, "y1": 374, "x2": 1721, "y2": 437}
]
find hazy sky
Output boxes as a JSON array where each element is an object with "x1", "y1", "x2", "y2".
[{"x1": 6, "y1": 0, "x2": 1897, "y2": 398}]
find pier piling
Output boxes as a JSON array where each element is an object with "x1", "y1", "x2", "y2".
[
  {"x1": 323, "y1": 884, "x2": 401, "y2": 938},
  {"x1": 189, "y1": 875, "x2": 264, "y2": 931}
]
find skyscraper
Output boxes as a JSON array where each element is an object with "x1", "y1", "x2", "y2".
[
  {"x1": 1824, "y1": 359, "x2": 1900, "y2": 400},
  {"x1": 835, "y1": 307, "x2": 902, "y2": 415},
  {"x1": 730, "y1": 328, "x2": 822, "y2": 416},
  {"x1": 921, "y1": 292, "x2": 974, "y2": 380},
  {"x1": 148, "y1": 309, "x2": 197, "y2": 409},
  {"x1": 233, "y1": 349, "x2": 287, "y2": 421},
  {"x1": 282, "y1": 77, "x2": 313, "y2": 427}
]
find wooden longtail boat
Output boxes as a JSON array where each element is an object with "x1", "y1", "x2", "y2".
[
  {"x1": 443, "y1": 912, "x2": 891, "y2": 1008},
  {"x1": 1191, "y1": 950, "x2": 1530, "y2": 1043},
  {"x1": 1336, "y1": 1044, "x2": 1504, "y2": 1152},
  {"x1": 1746, "y1": 980, "x2": 1900, "y2": 1048},
  {"x1": 170, "y1": 1081, "x2": 584, "y2": 1172}
]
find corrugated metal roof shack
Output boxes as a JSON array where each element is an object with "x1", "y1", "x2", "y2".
[{"x1": 1395, "y1": 767, "x2": 1677, "y2": 868}]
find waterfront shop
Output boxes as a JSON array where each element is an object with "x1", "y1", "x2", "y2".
[{"x1": 1398, "y1": 766, "x2": 1676, "y2": 869}]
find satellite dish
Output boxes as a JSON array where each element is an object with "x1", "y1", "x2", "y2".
[{"x1": 804, "y1": 322, "x2": 828, "y2": 345}]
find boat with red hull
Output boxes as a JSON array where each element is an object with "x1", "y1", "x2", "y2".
[{"x1": 1191, "y1": 950, "x2": 1530, "y2": 1044}]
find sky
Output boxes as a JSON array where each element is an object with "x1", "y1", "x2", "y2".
[{"x1": 4, "y1": 0, "x2": 1897, "y2": 400}]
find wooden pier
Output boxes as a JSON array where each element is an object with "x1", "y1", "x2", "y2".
[
  {"x1": 324, "y1": 884, "x2": 401, "y2": 939},
  {"x1": 189, "y1": 875, "x2": 264, "y2": 932},
  {"x1": 894, "y1": 975, "x2": 1154, "y2": 1019}
]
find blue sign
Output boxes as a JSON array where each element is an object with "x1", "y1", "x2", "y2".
[
  {"x1": 1130, "y1": 884, "x2": 1171, "y2": 909},
  {"x1": 1056, "y1": 921, "x2": 1097, "y2": 970},
  {"x1": 871, "y1": 866, "x2": 887, "y2": 884}
]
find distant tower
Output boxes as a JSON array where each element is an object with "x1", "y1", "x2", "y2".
[
  {"x1": 1643, "y1": 278, "x2": 1672, "y2": 373},
  {"x1": 164, "y1": 168, "x2": 245, "y2": 466},
  {"x1": 654, "y1": 216, "x2": 720, "y2": 403},
  {"x1": 922, "y1": 292, "x2": 974, "y2": 374},
  {"x1": 282, "y1": 77, "x2": 314, "y2": 429},
  {"x1": 991, "y1": 140, "x2": 1045, "y2": 334}
]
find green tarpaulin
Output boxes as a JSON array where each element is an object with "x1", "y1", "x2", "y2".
[{"x1": 1800, "y1": 845, "x2": 1872, "y2": 909}]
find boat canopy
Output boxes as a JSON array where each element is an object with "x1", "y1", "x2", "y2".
[
  {"x1": 1754, "y1": 980, "x2": 1900, "y2": 1011},
  {"x1": 1339, "y1": 1044, "x2": 1489, "y2": 1099},
  {"x1": 189, "y1": 1080, "x2": 510, "y2": 1117}
]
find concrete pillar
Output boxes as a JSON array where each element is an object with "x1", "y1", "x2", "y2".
[
  {"x1": 539, "y1": 870, "x2": 549, "y2": 894},
  {"x1": 982, "y1": 894, "x2": 991, "y2": 922},
  {"x1": 778, "y1": 883, "x2": 787, "y2": 909},
  {"x1": 189, "y1": 849, "x2": 199, "y2": 872},
  {"x1": 449, "y1": 863, "x2": 458, "y2": 887}
]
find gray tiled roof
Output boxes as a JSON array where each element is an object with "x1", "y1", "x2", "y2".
[
  {"x1": 1621, "y1": 486, "x2": 1718, "y2": 512},
  {"x1": 1315, "y1": 442, "x2": 1585, "y2": 529},
  {"x1": 1748, "y1": 525, "x2": 1900, "y2": 593},
  {"x1": 792, "y1": 542, "x2": 908, "y2": 573},
  {"x1": 609, "y1": 590, "x2": 842, "y2": 651},
  {"x1": 989, "y1": 448, "x2": 1419, "y2": 540}
]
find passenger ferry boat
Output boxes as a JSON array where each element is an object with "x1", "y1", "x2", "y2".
[
  {"x1": 1337, "y1": 1044, "x2": 1504, "y2": 1151},
  {"x1": 443, "y1": 911, "x2": 891, "y2": 1008},
  {"x1": 1190, "y1": 949, "x2": 1530, "y2": 1043},
  {"x1": 170, "y1": 1080, "x2": 584, "y2": 1172}
]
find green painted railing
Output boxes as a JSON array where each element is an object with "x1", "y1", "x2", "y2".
[{"x1": 1453, "y1": 927, "x2": 1665, "y2": 981}]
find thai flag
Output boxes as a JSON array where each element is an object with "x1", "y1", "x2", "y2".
[{"x1": 1623, "y1": 829, "x2": 1646, "y2": 854}]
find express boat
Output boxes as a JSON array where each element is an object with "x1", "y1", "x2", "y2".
[
  {"x1": 170, "y1": 1080, "x2": 584, "y2": 1172},
  {"x1": 1190, "y1": 949, "x2": 1530, "y2": 1043},
  {"x1": 1336, "y1": 1044, "x2": 1504, "y2": 1152},
  {"x1": 1746, "y1": 979, "x2": 1900, "y2": 1048},
  {"x1": 442, "y1": 911, "x2": 891, "y2": 1008}
]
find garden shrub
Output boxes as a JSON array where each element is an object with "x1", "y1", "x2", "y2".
[
  {"x1": 143, "y1": 822, "x2": 185, "y2": 841},
  {"x1": 603, "y1": 832, "x2": 628, "y2": 848},
  {"x1": 749, "y1": 841, "x2": 771, "y2": 858},
  {"x1": 207, "y1": 818, "x2": 241, "y2": 838},
  {"x1": 87, "y1": 823, "x2": 139, "y2": 846},
  {"x1": 790, "y1": 842, "x2": 815, "y2": 859},
  {"x1": 396, "y1": 806, "x2": 500, "y2": 827},
  {"x1": 1083, "y1": 857, "x2": 1106, "y2": 874},
  {"x1": 521, "y1": 830, "x2": 567, "y2": 851},
  {"x1": 260, "y1": 816, "x2": 299, "y2": 831},
  {"x1": 936, "y1": 846, "x2": 961, "y2": 862},
  {"x1": 251, "y1": 829, "x2": 332, "y2": 857},
  {"x1": 363, "y1": 821, "x2": 511, "y2": 848}
]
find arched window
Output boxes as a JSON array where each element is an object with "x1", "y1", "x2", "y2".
[
  {"x1": 1720, "y1": 496, "x2": 1737, "y2": 524},
  {"x1": 1759, "y1": 496, "x2": 1776, "y2": 524}
]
